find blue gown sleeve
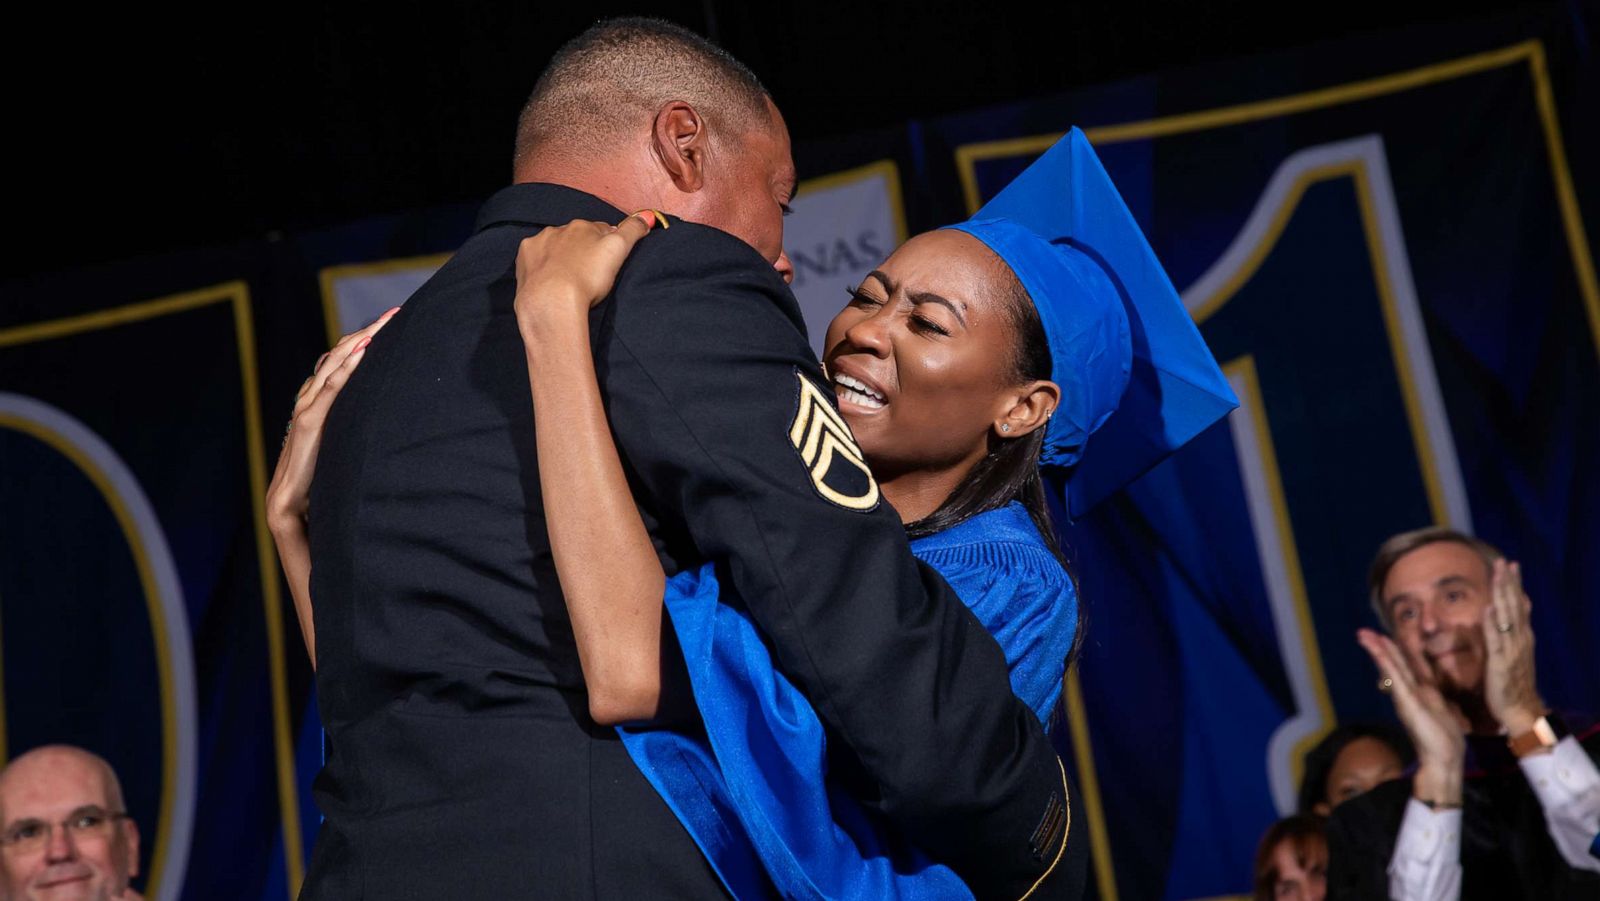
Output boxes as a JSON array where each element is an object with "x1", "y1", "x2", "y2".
[
  {"x1": 618, "y1": 513, "x2": 1078, "y2": 900},
  {"x1": 621, "y1": 563, "x2": 969, "y2": 900},
  {"x1": 912, "y1": 540, "x2": 1079, "y2": 725}
]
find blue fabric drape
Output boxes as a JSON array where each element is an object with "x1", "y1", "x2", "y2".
[{"x1": 620, "y1": 503, "x2": 1077, "y2": 900}]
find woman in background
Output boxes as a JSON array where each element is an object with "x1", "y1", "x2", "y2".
[
  {"x1": 1255, "y1": 815, "x2": 1329, "y2": 901},
  {"x1": 1297, "y1": 723, "x2": 1413, "y2": 816}
]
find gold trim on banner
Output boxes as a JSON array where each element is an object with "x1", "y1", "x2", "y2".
[
  {"x1": 1184, "y1": 158, "x2": 1457, "y2": 801},
  {"x1": 0, "y1": 411, "x2": 181, "y2": 893},
  {"x1": 1186, "y1": 158, "x2": 1453, "y2": 527},
  {"x1": 1060, "y1": 672, "x2": 1113, "y2": 898},
  {"x1": 1226, "y1": 355, "x2": 1338, "y2": 800},
  {"x1": 0, "y1": 283, "x2": 306, "y2": 897},
  {"x1": 958, "y1": 41, "x2": 1536, "y2": 212},
  {"x1": 317, "y1": 252, "x2": 452, "y2": 344},
  {"x1": 955, "y1": 39, "x2": 1599, "y2": 360},
  {"x1": 797, "y1": 158, "x2": 911, "y2": 246},
  {"x1": 1527, "y1": 42, "x2": 1600, "y2": 357},
  {"x1": 951, "y1": 39, "x2": 1600, "y2": 901}
]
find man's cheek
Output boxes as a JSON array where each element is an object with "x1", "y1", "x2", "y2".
[
  {"x1": 1460, "y1": 637, "x2": 1488, "y2": 681},
  {"x1": 1396, "y1": 634, "x2": 1430, "y2": 674},
  {"x1": 1440, "y1": 645, "x2": 1483, "y2": 690}
]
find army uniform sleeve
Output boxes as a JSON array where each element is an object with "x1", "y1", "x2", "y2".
[{"x1": 594, "y1": 224, "x2": 1073, "y2": 899}]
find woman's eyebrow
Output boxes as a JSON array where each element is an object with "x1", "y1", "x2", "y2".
[{"x1": 910, "y1": 292, "x2": 967, "y2": 326}]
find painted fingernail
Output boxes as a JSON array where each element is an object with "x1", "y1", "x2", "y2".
[
  {"x1": 632, "y1": 209, "x2": 668, "y2": 230},
  {"x1": 357, "y1": 337, "x2": 372, "y2": 351},
  {"x1": 384, "y1": 306, "x2": 401, "y2": 316}
]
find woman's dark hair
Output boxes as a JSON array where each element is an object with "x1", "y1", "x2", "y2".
[
  {"x1": 1252, "y1": 814, "x2": 1328, "y2": 901},
  {"x1": 1295, "y1": 722, "x2": 1414, "y2": 814},
  {"x1": 903, "y1": 267, "x2": 1085, "y2": 668}
]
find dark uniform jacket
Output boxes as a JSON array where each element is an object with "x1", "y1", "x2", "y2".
[
  {"x1": 1326, "y1": 719, "x2": 1600, "y2": 899},
  {"x1": 302, "y1": 183, "x2": 1078, "y2": 899}
]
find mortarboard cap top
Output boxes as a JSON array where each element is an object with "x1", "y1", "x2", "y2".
[{"x1": 945, "y1": 128, "x2": 1239, "y2": 518}]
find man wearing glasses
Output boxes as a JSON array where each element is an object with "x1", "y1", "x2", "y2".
[{"x1": 0, "y1": 745, "x2": 141, "y2": 901}]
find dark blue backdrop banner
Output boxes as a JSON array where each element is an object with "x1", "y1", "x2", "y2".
[
  {"x1": 947, "y1": 23, "x2": 1600, "y2": 901},
  {"x1": 1, "y1": 9, "x2": 1593, "y2": 900}
]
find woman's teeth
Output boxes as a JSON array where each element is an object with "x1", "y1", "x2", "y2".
[{"x1": 833, "y1": 373, "x2": 886, "y2": 409}]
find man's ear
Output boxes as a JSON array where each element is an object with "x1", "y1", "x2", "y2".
[
  {"x1": 124, "y1": 816, "x2": 140, "y2": 878},
  {"x1": 651, "y1": 100, "x2": 707, "y2": 194}
]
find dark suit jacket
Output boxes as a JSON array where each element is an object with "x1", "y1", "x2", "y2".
[
  {"x1": 1326, "y1": 722, "x2": 1600, "y2": 900},
  {"x1": 302, "y1": 183, "x2": 1078, "y2": 899}
]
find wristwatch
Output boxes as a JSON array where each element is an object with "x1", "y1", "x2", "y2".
[{"x1": 1508, "y1": 712, "x2": 1568, "y2": 757}]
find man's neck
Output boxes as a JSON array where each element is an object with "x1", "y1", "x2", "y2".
[{"x1": 513, "y1": 159, "x2": 657, "y2": 221}]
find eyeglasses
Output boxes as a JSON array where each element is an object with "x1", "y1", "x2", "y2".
[{"x1": 0, "y1": 807, "x2": 129, "y2": 855}]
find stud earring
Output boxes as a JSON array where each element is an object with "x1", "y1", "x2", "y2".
[{"x1": 1001, "y1": 423, "x2": 1011, "y2": 434}]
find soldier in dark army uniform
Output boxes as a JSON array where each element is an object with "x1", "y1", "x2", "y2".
[{"x1": 298, "y1": 18, "x2": 1080, "y2": 900}]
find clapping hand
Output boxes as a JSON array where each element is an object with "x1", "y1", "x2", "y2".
[
  {"x1": 1358, "y1": 627, "x2": 1466, "y2": 807},
  {"x1": 1481, "y1": 559, "x2": 1544, "y2": 736}
]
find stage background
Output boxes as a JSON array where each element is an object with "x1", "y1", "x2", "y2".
[{"x1": 2, "y1": 9, "x2": 1594, "y2": 900}]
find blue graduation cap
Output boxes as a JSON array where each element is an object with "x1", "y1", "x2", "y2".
[{"x1": 946, "y1": 128, "x2": 1238, "y2": 519}]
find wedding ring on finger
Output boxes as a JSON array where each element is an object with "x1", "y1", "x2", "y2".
[
  {"x1": 1378, "y1": 677, "x2": 1394, "y2": 694},
  {"x1": 1496, "y1": 621, "x2": 1514, "y2": 634}
]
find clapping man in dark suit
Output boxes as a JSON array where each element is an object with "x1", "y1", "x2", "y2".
[{"x1": 1330, "y1": 527, "x2": 1600, "y2": 899}]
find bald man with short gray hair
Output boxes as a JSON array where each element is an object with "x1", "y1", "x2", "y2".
[{"x1": 0, "y1": 745, "x2": 141, "y2": 901}]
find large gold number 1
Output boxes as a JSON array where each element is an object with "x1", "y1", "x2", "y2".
[{"x1": 1188, "y1": 135, "x2": 1471, "y2": 812}]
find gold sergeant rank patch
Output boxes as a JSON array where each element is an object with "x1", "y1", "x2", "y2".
[{"x1": 788, "y1": 370, "x2": 880, "y2": 512}]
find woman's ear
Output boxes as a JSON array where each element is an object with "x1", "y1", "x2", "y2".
[
  {"x1": 650, "y1": 100, "x2": 707, "y2": 193},
  {"x1": 992, "y1": 380, "x2": 1061, "y2": 440}
]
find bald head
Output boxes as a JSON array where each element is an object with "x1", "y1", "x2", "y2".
[
  {"x1": 513, "y1": 17, "x2": 772, "y2": 175},
  {"x1": 0, "y1": 746, "x2": 139, "y2": 901},
  {"x1": 0, "y1": 747, "x2": 125, "y2": 819}
]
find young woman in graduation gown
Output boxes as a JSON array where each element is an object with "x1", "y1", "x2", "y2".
[{"x1": 269, "y1": 129, "x2": 1235, "y2": 899}]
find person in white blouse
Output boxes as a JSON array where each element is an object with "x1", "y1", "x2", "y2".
[{"x1": 1325, "y1": 527, "x2": 1600, "y2": 900}]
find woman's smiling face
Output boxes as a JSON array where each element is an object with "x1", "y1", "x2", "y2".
[{"x1": 822, "y1": 229, "x2": 1029, "y2": 480}]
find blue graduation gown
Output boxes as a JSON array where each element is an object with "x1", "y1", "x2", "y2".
[{"x1": 618, "y1": 502, "x2": 1078, "y2": 900}]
